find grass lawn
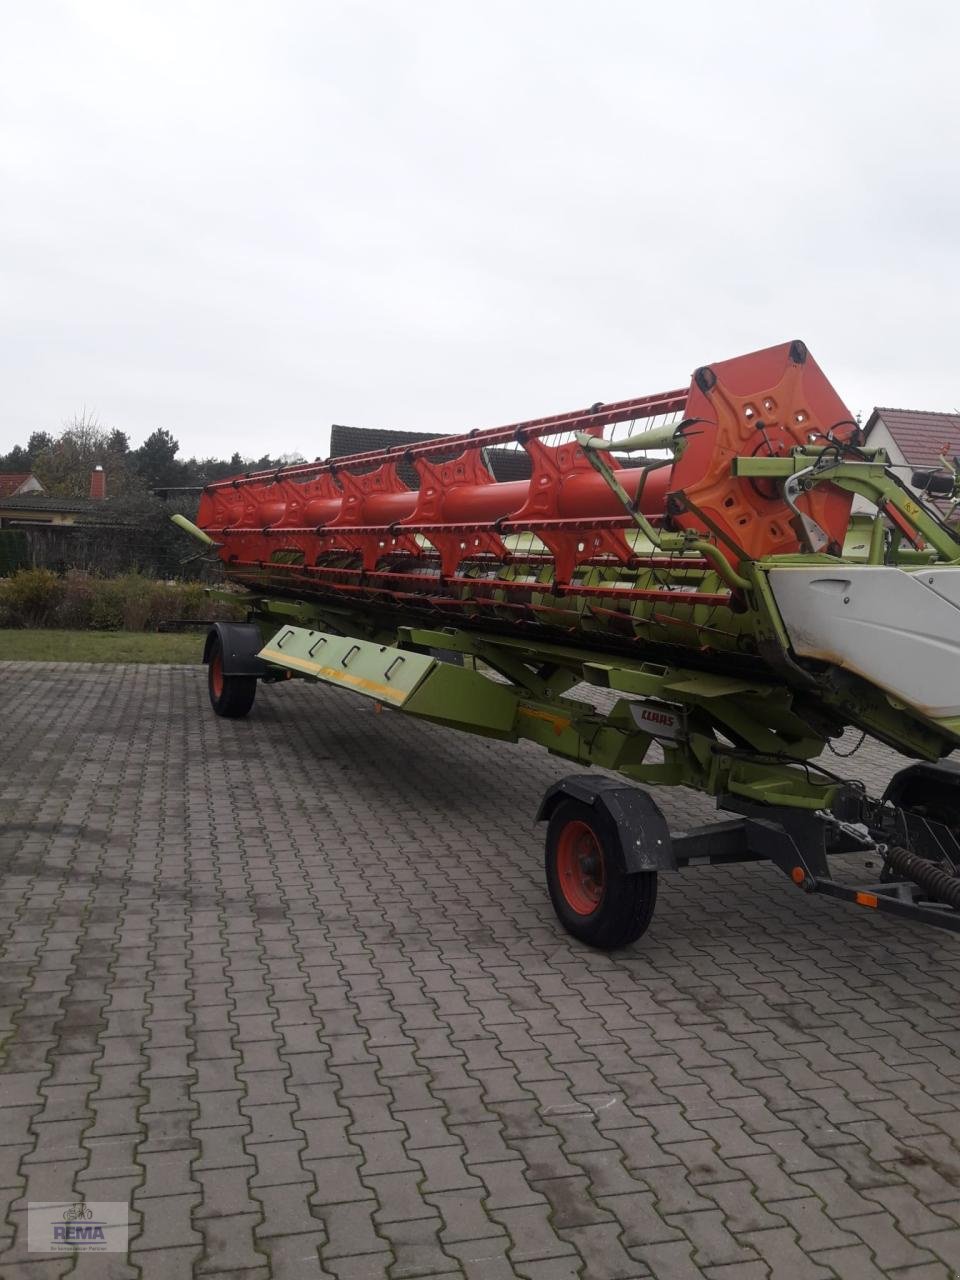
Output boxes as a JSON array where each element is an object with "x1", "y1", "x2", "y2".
[{"x1": 0, "y1": 629, "x2": 204, "y2": 664}]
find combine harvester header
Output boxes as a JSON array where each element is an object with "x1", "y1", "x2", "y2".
[{"x1": 176, "y1": 339, "x2": 960, "y2": 949}]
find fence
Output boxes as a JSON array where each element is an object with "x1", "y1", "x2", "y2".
[{"x1": 0, "y1": 522, "x2": 221, "y2": 582}]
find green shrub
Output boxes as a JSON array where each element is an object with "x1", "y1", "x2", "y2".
[
  {"x1": 0, "y1": 568, "x2": 64, "y2": 627},
  {"x1": 0, "y1": 568, "x2": 245, "y2": 631},
  {"x1": 178, "y1": 582, "x2": 209, "y2": 618},
  {"x1": 123, "y1": 579, "x2": 166, "y2": 631},
  {"x1": 88, "y1": 576, "x2": 128, "y2": 630},
  {"x1": 120, "y1": 575, "x2": 180, "y2": 630},
  {"x1": 53, "y1": 570, "x2": 96, "y2": 629}
]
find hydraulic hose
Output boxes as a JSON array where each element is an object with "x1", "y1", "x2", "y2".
[{"x1": 884, "y1": 845, "x2": 960, "y2": 910}]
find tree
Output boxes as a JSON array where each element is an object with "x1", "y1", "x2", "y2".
[
  {"x1": 26, "y1": 431, "x2": 53, "y2": 462},
  {"x1": 0, "y1": 433, "x2": 54, "y2": 471},
  {"x1": 3, "y1": 417, "x2": 306, "y2": 495},
  {"x1": 0, "y1": 444, "x2": 29, "y2": 471},
  {"x1": 32, "y1": 413, "x2": 145, "y2": 498},
  {"x1": 182, "y1": 454, "x2": 239, "y2": 484},
  {"x1": 134, "y1": 429, "x2": 187, "y2": 490}
]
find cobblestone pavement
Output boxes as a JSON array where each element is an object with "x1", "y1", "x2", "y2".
[{"x1": 2, "y1": 662, "x2": 960, "y2": 1280}]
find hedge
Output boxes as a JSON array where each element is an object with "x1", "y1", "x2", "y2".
[
  {"x1": 0, "y1": 530, "x2": 28, "y2": 577},
  {"x1": 0, "y1": 569, "x2": 245, "y2": 631}
]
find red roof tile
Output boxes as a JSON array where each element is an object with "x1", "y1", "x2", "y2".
[
  {"x1": 0, "y1": 473, "x2": 38, "y2": 498},
  {"x1": 865, "y1": 408, "x2": 960, "y2": 471}
]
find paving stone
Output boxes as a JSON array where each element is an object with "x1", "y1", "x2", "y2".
[
  {"x1": 11, "y1": 1156, "x2": 86, "y2": 1209},
  {"x1": 513, "y1": 1260, "x2": 589, "y2": 1280},
  {"x1": 507, "y1": 1133, "x2": 580, "y2": 1182},
  {"x1": 550, "y1": 1223, "x2": 643, "y2": 1279},
  {"x1": 135, "y1": 1147, "x2": 201, "y2": 1200},
  {"x1": 194, "y1": 1124, "x2": 256, "y2": 1172},
  {"x1": 811, "y1": 1244, "x2": 894, "y2": 1280},
  {"x1": 698, "y1": 1180, "x2": 785, "y2": 1236},
  {"x1": 489, "y1": 1202, "x2": 577, "y2": 1263},
  {"x1": 195, "y1": 1210, "x2": 269, "y2": 1273},
  {"x1": 638, "y1": 1164, "x2": 715, "y2": 1217},
  {"x1": 321, "y1": 1256, "x2": 393, "y2": 1280},
  {"x1": 368, "y1": 1170, "x2": 438, "y2": 1224},
  {"x1": 627, "y1": 1240, "x2": 703, "y2": 1279},
  {"x1": 135, "y1": 1246, "x2": 205, "y2": 1279},
  {"x1": 319, "y1": 1200, "x2": 388, "y2": 1258},
  {"x1": 838, "y1": 1211, "x2": 940, "y2": 1269},
  {"x1": 255, "y1": 1182, "x2": 327, "y2": 1238},
  {"x1": 703, "y1": 1263, "x2": 770, "y2": 1280},
  {"x1": 909, "y1": 1228, "x2": 960, "y2": 1270},
  {"x1": 309, "y1": 1153, "x2": 374, "y2": 1207},
  {"x1": 132, "y1": 1192, "x2": 204, "y2": 1251},
  {"x1": 4, "y1": 666, "x2": 960, "y2": 1280},
  {"x1": 244, "y1": 1140, "x2": 311, "y2": 1189},
  {"x1": 860, "y1": 1183, "x2": 959, "y2": 1236},
  {"x1": 379, "y1": 1215, "x2": 454, "y2": 1277},
  {"x1": 426, "y1": 1188, "x2": 506, "y2": 1243},
  {"x1": 70, "y1": 1251, "x2": 139, "y2": 1280},
  {"x1": 0, "y1": 1260, "x2": 75, "y2": 1280},
  {"x1": 470, "y1": 1160, "x2": 545, "y2": 1213},
  {"x1": 665, "y1": 1208, "x2": 763, "y2": 1269},
  {"x1": 194, "y1": 1165, "x2": 260, "y2": 1218},
  {"x1": 608, "y1": 1124, "x2": 681, "y2": 1174},
  {"x1": 258, "y1": 1231, "x2": 333, "y2": 1279},
  {"x1": 0, "y1": 1144, "x2": 32, "y2": 1190}
]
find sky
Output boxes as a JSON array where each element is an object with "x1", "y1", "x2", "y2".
[{"x1": 2, "y1": 0, "x2": 959, "y2": 462}]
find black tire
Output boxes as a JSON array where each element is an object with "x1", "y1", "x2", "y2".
[
  {"x1": 898, "y1": 790, "x2": 959, "y2": 837},
  {"x1": 545, "y1": 797, "x2": 657, "y2": 950},
  {"x1": 207, "y1": 636, "x2": 257, "y2": 719},
  {"x1": 885, "y1": 768, "x2": 960, "y2": 859}
]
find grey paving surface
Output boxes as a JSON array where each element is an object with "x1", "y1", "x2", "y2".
[{"x1": 2, "y1": 661, "x2": 960, "y2": 1280}]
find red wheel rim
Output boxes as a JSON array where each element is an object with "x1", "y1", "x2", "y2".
[
  {"x1": 210, "y1": 650, "x2": 224, "y2": 698},
  {"x1": 556, "y1": 820, "x2": 605, "y2": 915}
]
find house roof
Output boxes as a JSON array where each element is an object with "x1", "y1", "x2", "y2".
[
  {"x1": 329, "y1": 424, "x2": 533, "y2": 485},
  {"x1": 330, "y1": 425, "x2": 438, "y2": 456},
  {"x1": 0, "y1": 494, "x2": 97, "y2": 514},
  {"x1": 0, "y1": 473, "x2": 39, "y2": 498},
  {"x1": 864, "y1": 408, "x2": 960, "y2": 472}
]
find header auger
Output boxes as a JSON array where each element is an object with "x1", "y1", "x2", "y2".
[{"x1": 176, "y1": 339, "x2": 960, "y2": 949}]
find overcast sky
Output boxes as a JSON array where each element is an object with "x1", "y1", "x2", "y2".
[{"x1": 2, "y1": 1, "x2": 959, "y2": 462}]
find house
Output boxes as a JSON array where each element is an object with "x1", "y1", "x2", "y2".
[
  {"x1": 0, "y1": 472, "x2": 45, "y2": 499},
  {"x1": 328, "y1": 422, "x2": 654, "y2": 486},
  {"x1": 0, "y1": 469, "x2": 108, "y2": 527},
  {"x1": 329, "y1": 424, "x2": 533, "y2": 487},
  {"x1": 862, "y1": 408, "x2": 960, "y2": 490},
  {"x1": 0, "y1": 495, "x2": 99, "y2": 527}
]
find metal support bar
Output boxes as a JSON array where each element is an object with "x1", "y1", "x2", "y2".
[
  {"x1": 813, "y1": 879, "x2": 960, "y2": 934},
  {"x1": 204, "y1": 389, "x2": 687, "y2": 492},
  {"x1": 733, "y1": 454, "x2": 960, "y2": 563},
  {"x1": 671, "y1": 808, "x2": 960, "y2": 934},
  {"x1": 576, "y1": 439, "x2": 753, "y2": 591}
]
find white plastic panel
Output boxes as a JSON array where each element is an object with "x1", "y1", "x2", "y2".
[{"x1": 768, "y1": 567, "x2": 960, "y2": 718}]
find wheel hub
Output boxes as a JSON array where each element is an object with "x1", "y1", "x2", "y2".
[
  {"x1": 209, "y1": 650, "x2": 224, "y2": 698},
  {"x1": 556, "y1": 820, "x2": 606, "y2": 915}
]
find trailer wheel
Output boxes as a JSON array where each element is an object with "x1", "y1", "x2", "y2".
[
  {"x1": 903, "y1": 791, "x2": 959, "y2": 837},
  {"x1": 207, "y1": 636, "x2": 257, "y2": 719},
  {"x1": 884, "y1": 765, "x2": 960, "y2": 857},
  {"x1": 545, "y1": 798, "x2": 657, "y2": 950}
]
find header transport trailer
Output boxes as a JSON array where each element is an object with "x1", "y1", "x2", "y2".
[{"x1": 174, "y1": 340, "x2": 960, "y2": 950}]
